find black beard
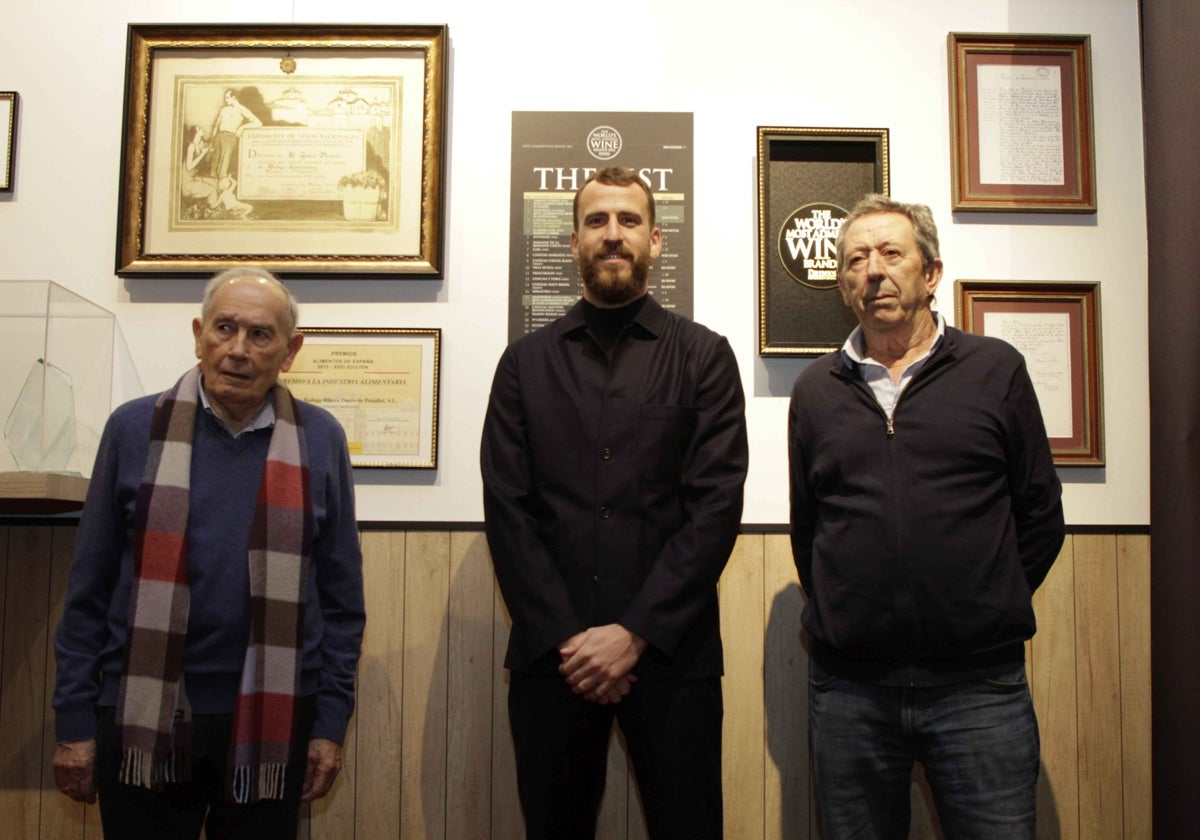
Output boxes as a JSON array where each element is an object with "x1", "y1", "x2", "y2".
[{"x1": 578, "y1": 251, "x2": 651, "y2": 306}]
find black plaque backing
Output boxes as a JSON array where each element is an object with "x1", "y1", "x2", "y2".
[{"x1": 757, "y1": 127, "x2": 889, "y2": 356}]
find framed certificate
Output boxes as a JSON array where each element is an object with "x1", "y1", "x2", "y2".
[
  {"x1": 115, "y1": 23, "x2": 448, "y2": 277},
  {"x1": 279, "y1": 328, "x2": 441, "y2": 468},
  {"x1": 948, "y1": 33, "x2": 1096, "y2": 213},
  {"x1": 956, "y1": 280, "x2": 1103, "y2": 466}
]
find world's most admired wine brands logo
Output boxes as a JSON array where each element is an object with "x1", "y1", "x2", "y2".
[
  {"x1": 586, "y1": 125, "x2": 622, "y2": 161},
  {"x1": 778, "y1": 202, "x2": 847, "y2": 290}
]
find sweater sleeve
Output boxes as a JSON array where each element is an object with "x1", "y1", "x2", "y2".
[
  {"x1": 1004, "y1": 359, "x2": 1066, "y2": 592},
  {"x1": 788, "y1": 374, "x2": 817, "y2": 597},
  {"x1": 308, "y1": 417, "x2": 366, "y2": 745},
  {"x1": 52, "y1": 409, "x2": 135, "y2": 742}
]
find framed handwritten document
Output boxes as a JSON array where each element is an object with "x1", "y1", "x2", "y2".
[
  {"x1": 280, "y1": 328, "x2": 441, "y2": 468},
  {"x1": 115, "y1": 23, "x2": 448, "y2": 277},
  {"x1": 955, "y1": 281, "x2": 1103, "y2": 466},
  {"x1": 948, "y1": 33, "x2": 1095, "y2": 213}
]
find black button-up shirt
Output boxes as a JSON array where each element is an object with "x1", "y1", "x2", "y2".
[{"x1": 481, "y1": 295, "x2": 749, "y2": 678}]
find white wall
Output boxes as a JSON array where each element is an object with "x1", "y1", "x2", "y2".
[{"x1": 0, "y1": 0, "x2": 1148, "y2": 525}]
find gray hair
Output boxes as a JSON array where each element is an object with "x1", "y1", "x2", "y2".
[
  {"x1": 201, "y1": 266, "x2": 299, "y2": 335},
  {"x1": 835, "y1": 194, "x2": 941, "y2": 273}
]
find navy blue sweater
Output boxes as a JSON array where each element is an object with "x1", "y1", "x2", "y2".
[{"x1": 53, "y1": 389, "x2": 364, "y2": 744}]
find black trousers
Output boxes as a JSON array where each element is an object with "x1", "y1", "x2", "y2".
[
  {"x1": 94, "y1": 697, "x2": 315, "y2": 840},
  {"x1": 508, "y1": 672, "x2": 723, "y2": 840}
]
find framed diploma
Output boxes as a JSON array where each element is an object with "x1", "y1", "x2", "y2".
[
  {"x1": 955, "y1": 280, "x2": 1103, "y2": 467},
  {"x1": 0, "y1": 92, "x2": 17, "y2": 193},
  {"x1": 757, "y1": 126, "x2": 889, "y2": 356},
  {"x1": 279, "y1": 328, "x2": 441, "y2": 469},
  {"x1": 948, "y1": 33, "x2": 1095, "y2": 213},
  {"x1": 115, "y1": 23, "x2": 448, "y2": 277}
]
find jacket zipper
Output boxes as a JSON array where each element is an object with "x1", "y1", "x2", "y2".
[{"x1": 881, "y1": 348, "x2": 955, "y2": 439}]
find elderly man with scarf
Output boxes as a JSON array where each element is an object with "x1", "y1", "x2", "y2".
[{"x1": 52, "y1": 267, "x2": 365, "y2": 839}]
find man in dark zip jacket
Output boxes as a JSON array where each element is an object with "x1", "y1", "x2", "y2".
[{"x1": 788, "y1": 194, "x2": 1064, "y2": 840}]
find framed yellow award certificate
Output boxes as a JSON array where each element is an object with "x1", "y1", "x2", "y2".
[{"x1": 280, "y1": 327, "x2": 440, "y2": 468}]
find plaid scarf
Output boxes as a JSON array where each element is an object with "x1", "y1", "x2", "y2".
[{"x1": 115, "y1": 365, "x2": 312, "y2": 803}]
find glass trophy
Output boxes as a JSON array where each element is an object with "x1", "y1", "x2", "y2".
[
  {"x1": 4, "y1": 358, "x2": 77, "y2": 471},
  {"x1": 0, "y1": 281, "x2": 115, "y2": 477}
]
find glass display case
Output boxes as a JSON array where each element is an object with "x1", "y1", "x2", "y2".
[{"x1": 0, "y1": 281, "x2": 116, "y2": 511}]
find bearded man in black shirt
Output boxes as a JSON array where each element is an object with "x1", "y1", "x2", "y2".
[{"x1": 481, "y1": 166, "x2": 748, "y2": 839}]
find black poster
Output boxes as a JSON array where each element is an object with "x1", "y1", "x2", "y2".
[{"x1": 509, "y1": 111, "x2": 694, "y2": 340}]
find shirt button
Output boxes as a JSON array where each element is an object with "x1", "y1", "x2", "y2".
[
  {"x1": 601, "y1": 448, "x2": 613, "y2": 461},
  {"x1": 599, "y1": 505, "x2": 611, "y2": 519},
  {"x1": 592, "y1": 575, "x2": 599, "y2": 583}
]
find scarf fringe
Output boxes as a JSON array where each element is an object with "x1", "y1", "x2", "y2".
[
  {"x1": 118, "y1": 747, "x2": 188, "y2": 790},
  {"x1": 231, "y1": 762, "x2": 288, "y2": 804}
]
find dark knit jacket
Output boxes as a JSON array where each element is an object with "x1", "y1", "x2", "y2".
[
  {"x1": 482, "y1": 296, "x2": 749, "y2": 679},
  {"x1": 788, "y1": 326, "x2": 1064, "y2": 686}
]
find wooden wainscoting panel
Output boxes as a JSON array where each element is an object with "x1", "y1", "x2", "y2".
[
  {"x1": 319, "y1": 530, "x2": 405, "y2": 839},
  {"x1": 1031, "y1": 538, "x2": 1080, "y2": 840},
  {"x1": 0, "y1": 526, "x2": 54, "y2": 839},
  {"x1": 720, "y1": 534, "x2": 766, "y2": 838},
  {"x1": 762, "y1": 533, "x2": 811, "y2": 840},
  {"x1": 400, "y1": 531, "x2": 451, "y2": 839},
  {"x1": 1073, "y1": 534, "x2": 1123, "y2": 840},
  {"x1": 1117, "y1": 535, "x2": 1152, "y2": 839},
  {"x1": 488, "y1": 579, "x2": 523, "y2": 838},
  {"x1": 446, "y1": 532, "x2": 498, "y2": 838},
  {"x1": 38, "y1": 527, "x2": 93, "y2": 839},
  {"x1": 0, "y1": 526, "x2": 7, "y2": 712},
  {"x1": 0, "y1": 524, "x2": 1155, "y2": 840}
]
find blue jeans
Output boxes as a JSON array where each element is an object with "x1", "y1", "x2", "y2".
[{"x1": 809, "y1": 663, "x2": 1039, "y2": 840}]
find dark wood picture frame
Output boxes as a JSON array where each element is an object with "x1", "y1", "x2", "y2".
[
  {"x1": 956, "y1": 280, "x2": 1104, "y2": 466},
  {"x1": 115, "y1": 23, "x2": 448, "y2": 277},
  {"x1": 948, "y1": 32, "x2": 1095, "y2": 213},
  {"x1": 757, "y1": 126, "x2": 889, "y2": 356}
]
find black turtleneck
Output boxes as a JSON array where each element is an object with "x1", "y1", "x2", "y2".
[{"x1": 582, "y1": 294, "x2": 648, "y2": 354}]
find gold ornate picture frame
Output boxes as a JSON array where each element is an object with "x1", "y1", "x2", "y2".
[
  {"x1": 757, "y1": 126, "x2": 889, "y2": 356},
  {"x1": 279, "y1": 327, "x2": 441, "y2": 469},
  {"x1": 115, "y1": 23, "x2": 448, "y2": 277}
]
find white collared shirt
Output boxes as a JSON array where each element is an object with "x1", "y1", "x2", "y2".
[
  {"x1": 197, "y1": 374, "x2": 276, "y2": 438},
  {"x1": 839, "y1": 312, "x2": 946, "y2": 419}
]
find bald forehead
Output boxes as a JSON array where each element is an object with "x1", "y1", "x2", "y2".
[
  {"x1": 225, "y1": 274, "x2": 281, "y2": 291},
  {"x1": 209, "y1": 277, "x2": 288, "y2": 321}
]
